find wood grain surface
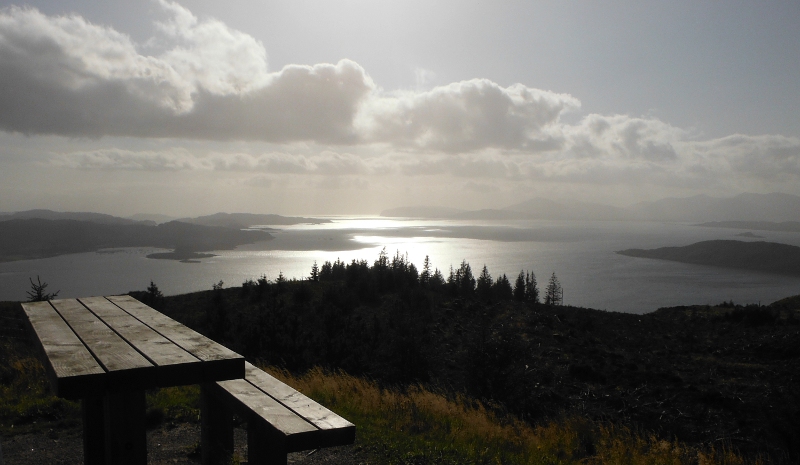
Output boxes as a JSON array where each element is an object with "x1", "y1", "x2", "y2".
[{"x1": 20, "y1": 301, "x2": 106, "y2": 398}]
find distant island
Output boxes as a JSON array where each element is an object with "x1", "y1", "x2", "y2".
[
  {"x1": 0, "y1": 218, "x2": 271, "y2": 263},
  {"x1": 734, "y1": 232, "x2": 764, "y2": 239},
  {"x1": 617, "y1": 240, "x2": 800, "y2": 275},
  {"x1": 145, "y1": 250, "x2": 217, "y2": 262},
  {"x1": 175, "y1": 212, "x2": 331, "y2": 228},
  {"x1": 0, "y1": 210, "x2": 337, "y2": 263}
]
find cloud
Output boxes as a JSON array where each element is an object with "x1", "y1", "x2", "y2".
[
  {"x1": 51, "y1": 148, "x2": 370, "y2": 176},
  {"x1": 48, "y1": 121, "x2": 800, "y2": 192},
  {"x1": 0, "y1": 4, "x2": 372, "y2": 142},
  {"x1": 360, "y1": 80, "x2": 579, "y2": 152},
  {"x1": 3, "y1": 2, "x2": 800, "y2": 196},
  {"x1": 0, "y1": 3, "x2": 577, "y2": 150}
]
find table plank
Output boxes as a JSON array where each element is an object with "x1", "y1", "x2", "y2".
[
  {"x1": 50, "y1": 299, "x2": 154, "y2": 391},
  {"x1": 80, "y1": 296, "x2": 200, "y2": 367},
  {"x1": 107, "y1": 295, "x2": 242, "y2": 361},
  {"x1": 80, "y1": 296, "x2": 210, "y2": 387},
  {"x1": 107, "y1": 295, "x2": 244, "y2": 381},
  {"x1": 20, "y1": 301, "x2": 106, "y2": 398},
  {"x1": 244, "y1": 363, "x2": 354, "y2": 431}
]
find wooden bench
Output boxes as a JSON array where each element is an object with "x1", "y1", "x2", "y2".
[{"x1": 201, "y1": 362, "x2": 355, "y2": 465}]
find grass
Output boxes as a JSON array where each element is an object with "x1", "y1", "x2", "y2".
[
  {"x1": 269, "y1": 366, "x2": 762, "y2": 465},
  {"x1": 0, "y1": 341, "x2": 80, "y2": 434},
  {"x1": 0, "y1": 325, "x2": 764, "y2": 464}
]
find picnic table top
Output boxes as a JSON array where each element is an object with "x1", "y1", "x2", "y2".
[{"x1": 21, "y1": 295, "x2": 245, "y2": 399}]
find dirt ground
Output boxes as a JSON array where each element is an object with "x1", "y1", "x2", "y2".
[{"x1": 1, "y1": 423, "x2": 367, "y2": 465}]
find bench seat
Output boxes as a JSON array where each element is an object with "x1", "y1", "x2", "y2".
[{"x1": 201, "y1": 362, "x2": 355, "y2": 465}]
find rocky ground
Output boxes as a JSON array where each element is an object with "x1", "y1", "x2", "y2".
[{"x1": 1, "y1": 422, "x2": 367, "y2": 464}]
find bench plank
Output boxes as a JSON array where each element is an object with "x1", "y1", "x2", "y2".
[
  {"x1": 20, "y1": 301, "x2": 106, "y2": 398},
  {"x1": 244, "y1": 363, "x2": 354, "y2": 431},
  {"x1": 217, "y1": 378, "x2": 319, "y2": 440},
  {"x1": 50, "y1": 299, "x2": 154, "y2": 390}
]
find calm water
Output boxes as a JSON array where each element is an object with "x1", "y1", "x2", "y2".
[{"x1": 2, "y1": 217, "x2": 799, "y2": 314}]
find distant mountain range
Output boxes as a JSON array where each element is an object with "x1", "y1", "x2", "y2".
[
  {"x1": 696, "y1": 221, "x2": 800, "y2": 233},
  {"x1": 381, "y1": 192, "x2": 800, "y2": 222},
  {"x1": 175, "y1": 212, "x2": 331, "y2": 229},
  {"x1": 0, "y1": 209, "x2": 154, "y2": 226},
  {"x1": 0, "y1": 210, "x2": 335, "y2": 263},
  {"x1": 0, "y1": 218, "x2": 271, "y2": 263},
  {"x1": 0, "y1": 210, "x2": 329, "y2": 228}
]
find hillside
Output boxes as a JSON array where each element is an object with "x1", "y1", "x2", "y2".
[
  {"x1": 0, "y1": 209, "x2": 153, "y2": 225},
  {"x1": 1, "y1": 269, "x2": 798, "y2": 462},
  {"x1": 115, "y1": 260, "x2": 798, "y2": 462},
  {"x1": 617, "y1": 240, "x2": 800, "y2": 275},
  {"x1": 0, "y1": 218, "x2": 271, "y2": 262}
]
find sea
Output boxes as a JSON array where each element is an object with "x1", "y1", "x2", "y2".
[{"x1": 2, "y1": 217, "x2": 800, "y2": 314}]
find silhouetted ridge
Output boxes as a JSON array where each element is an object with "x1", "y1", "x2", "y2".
[
  {"x1": 0, "y1": 218, "x2": 270, "y2": 262},
  {"x1": 618, "y1": 240, "x2": 800, "y2": 275}
]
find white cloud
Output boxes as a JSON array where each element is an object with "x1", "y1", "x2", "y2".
[
  {"x1": 359, "y1": 80, "x2": 579, "y2": 152},
  {"x1": 0, "y1": 4, "x2": 372, "y2": 142},
  {"x1": 3, "y1": 2, "x2": 800, "y2": 198},
  {"x1": 153, "y1": 0, "x2": 270, "y2": 96},
  {"x1": 0, "y1": 4, "x2": 578, "y2": 150}
]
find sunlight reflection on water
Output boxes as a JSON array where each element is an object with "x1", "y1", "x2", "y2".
[{"x1": 1, "y1": 218, "x2": 800, "y2": 313}]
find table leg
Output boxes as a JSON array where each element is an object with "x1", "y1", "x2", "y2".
[
  {"x1": 201, "y1": 383, "x2": 233, "y2": 465},
  {"x1": 81, "y1": 396, "x2": 105, "y2": 465},
  {"x1": 104, "y1": 390, "x2": 147, "y2": 465},
  {"x1": 247, "y1": 417, "x2": 287, "y2": 465}
]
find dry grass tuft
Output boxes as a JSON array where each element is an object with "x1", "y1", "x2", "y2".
[{"x1": 269, "y1": 366, "x2": 759, "y2": 465}]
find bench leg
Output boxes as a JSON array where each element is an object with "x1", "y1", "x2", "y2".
[
  {"x1": 201, "y1": 384, "x2": 233, "y2": 465},
  {"x1": 248, "y1": 418, "x2": 287, "y2": 465},
  {"x1": 104, "y1": 390, "x2": 147, "y2": 465},
  {"x1": 81, "y1": 396, "x2": 105, "y2": 465}
]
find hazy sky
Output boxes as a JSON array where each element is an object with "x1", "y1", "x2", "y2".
[{"x1": 0, "y1": 0, "x2": 798, "y2": 216}]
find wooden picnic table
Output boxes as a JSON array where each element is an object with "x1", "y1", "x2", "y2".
[{"x1": 21, "y1": 295, "x2": 245, "y2": 465}]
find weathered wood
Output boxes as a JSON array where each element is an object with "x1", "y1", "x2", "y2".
[
  {"x1": 104, "y1": 390, "x2": 147, "y2": 465},
  {"x1": 215, "y1": 378, "x2": 320, "y2": 452},
  {"x1": 248, "y1": 419, "x2": 288, "y2": 465},
  {"x1": 211, "y1": 364, "x2": 355, "y2": 454},
  {"x1": 244, "y1": 363, "x2": 355, "y2": 434},
  {"x1": 20, "y1": 301, "x2": 106, "y2": 398},
  {"x1": 81, "y1": 396, "x2": 105, "y2": 465},
  {"x1": 106, "y1": 295, "x2": 244, "y2": 381},
  {"x1": 200, "y1": 383, "x2": 234, "y2": 465},
  {"x1": 50, "y1": 299, "x2": 154, "y2": 391},
  {"x1": 80, "y1": 296, "x2": 207, "y2": 387}
]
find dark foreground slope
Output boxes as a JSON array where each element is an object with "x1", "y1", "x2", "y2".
[
  {"x1": 133, "y1": 277, "x2": 800, "y2": 462},
  {"x1": 618, "y1": 239, "x2": 800, "y2": 275}
]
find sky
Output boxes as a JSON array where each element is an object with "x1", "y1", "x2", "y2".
[{"x1": 0, "y1": 0, "x2": 798, "y2": 216}]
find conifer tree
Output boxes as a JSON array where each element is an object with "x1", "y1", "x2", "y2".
[
  {"x1": 26, "y1": 276, "x2": 59, "y2": 302},
  {"x1": 457, "y1": 260, "x2": 475, "y2": 294},
  {"x1": 513, "y1": 270, "x2": 526, "y2": 301},
  {"x1": 526, "y1": 272, "x2": 539, "y2": 304},
  {"x1": 476, "y1": 264, "x2": 493, "y2": 300},
  {"x1": 310, "y1": 261, "x2": 319, "y2": 281},
  {"x1": 420, "y1": 255, "x2": 432, "y2": 286},
  {"x1": 544, "y1": 272, "x2": 563, "y2": 306},
  {"x1": 493, "y1": 274, "x2": 513, "y2": 300}
]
